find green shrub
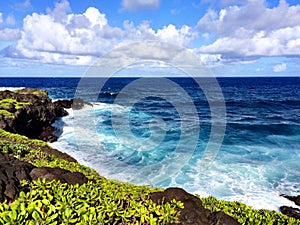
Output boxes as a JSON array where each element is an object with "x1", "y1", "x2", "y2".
[{"x1": 0, "y1": 179, "x2": 183, "y2": 225}]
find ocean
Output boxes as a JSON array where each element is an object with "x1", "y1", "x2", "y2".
[{"x1": 0, "y1": 77, "x2": 299, "y2": 211}]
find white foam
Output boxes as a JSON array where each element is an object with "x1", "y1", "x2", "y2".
[
  {"x1": 0, "y1": 87, "x2": 25, "y2": 91},
  {"x1": 48, "y1": 99, "x2": 300, "y2": 213}
]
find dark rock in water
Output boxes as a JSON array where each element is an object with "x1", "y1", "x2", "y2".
[
  {"x1": 54, "y1": 99, "x2": 73, "y2": 109},
  {"x1": 0, "y1": 88, "x2": 68, "y2": 142},
  {"x1": 54, "y1": 98, "x2": 93, "y2": 110},
  {"x1": 280, "y1": 206, "x2": 300, "y2": 220},
  {"x1": 30, "y1": 167, "x2": 88, "y2": 185},
  {"x1": 280, "y1": 194, "x2": 300, "y2": 206},
  {"x1": 280, "y1": 194, "x2": 300, "y2": 219},
  {"x1": 0, "y1": 151, "x2": 88, "y2": 202},
  {"x1": 38, "y1": 126, "x2": 57, "y2": 142},
  {"x1": 149, "y1": 187, "x2": 240, "y2": 225}
]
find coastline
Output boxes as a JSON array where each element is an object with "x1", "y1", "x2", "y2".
[
  {"x1": 0, "y1": 87, "x2": 298, "y2": 224},
  {"x1": 49, "y1": 101, "x2": 299, "y2": 213}
]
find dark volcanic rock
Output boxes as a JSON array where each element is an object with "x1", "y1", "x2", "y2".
[
  {"x1": 0, "y1": 151, "x2": 88, "y2": 202},
  {"x1": 0, "y1": 151, "x2": 33, "y2": 202},
  {"x1": 149, "y1": 187, "x2": 240, "y2": 225},
  {"x1": 280, "y1": 194, "x2": 300, "y2": 220},
  {"x1": 54, "y1": 98, "x2": 93, "y2": 110},
  {"x1": 0, "y1": 88, "x2": 68, "y2": 142},
  {"x1": 280, "y1": 206, "x2": 300, "y2": 220},
  {"x1": 280, "y1": 194, "x2": 300, "y2": 206},
  {"x1": 30, "y1": 167, "x2": 88, "y2": 185}
]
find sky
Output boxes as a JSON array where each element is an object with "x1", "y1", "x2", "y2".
[{"x1": 0, "y1": 0, "x2": 300, "y2": 77}]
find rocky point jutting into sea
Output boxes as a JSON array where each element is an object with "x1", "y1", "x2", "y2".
[{"x1": 0, "y1": 88, "x2": 299, "y2": 224}]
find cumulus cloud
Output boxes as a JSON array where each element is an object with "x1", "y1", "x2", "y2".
[
  {"x1": 197, "y1": 0, "x2": 300, "y2": 59},
  {"x1": 122, "y1": 21, "x2": 196, "y2": 47},
  {"x1": 122, "y1": 0, "x2": 160, "y2": 11},
  {"x1": 7, "y1": 0, "x2": 195, "y2": 65},
  {"x1": 273, "y1": 63, "x2": 286, "y2": 72},
  {"x1": 15, "y1": 1, "x2": 124, "y2": 65}
]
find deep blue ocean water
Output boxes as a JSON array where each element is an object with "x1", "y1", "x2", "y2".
[{"x1": 0, "y1": 77, "x2": 299, "y2": 210}]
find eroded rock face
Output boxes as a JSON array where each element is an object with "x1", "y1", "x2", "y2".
[
  {"x1": 280, "y1": 194, "x2": 300, "y2": 220},
  {"x1": 149, "y1": 187, "x2": 240, "y2": 225},
  {"x1": 0, "y1": 151, "x2": 88, "y2": 202},
  {"x1": 0, "y1": 88, "x2": 68, "y2": 142}
]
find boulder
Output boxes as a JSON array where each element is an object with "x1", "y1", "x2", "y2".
[
  {"x1": 0, "y1": 151, "x2": 88, "y2": 202},
  {"x1": 149, "y1": 187, "x2": 240, "y2": 225},
  {"x1": 280, "y1": 206, "x2": 300, "y2": 220},
  {"x1": 54, "y1": 98, "x2": 93, "y2": 110},
  {"x1": 0, "y1": 151, "x2": 33, "y2": 202},
  {"x1": 30, "y1": 167, "x2": 88, "y2": 185}
]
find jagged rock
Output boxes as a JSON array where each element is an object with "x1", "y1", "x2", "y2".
[
  {"x1": 280, "y1": 194, "x2": 300, "y2": 206},
  {"x1": 149, "y1": 187, "x2": 240, "y2": 225},
  {"x1": 280, "y1": 194, "x2": 300, "y2": 220},
  {"x1": 54, "y1": 98, "x2": 93, "y2": 110},
  {"x1": 280, "y1": 206, "x2": 300, "y2": 220},
  {"x1": 0, "y1": 88, "x2": 68, "y2": 142}
]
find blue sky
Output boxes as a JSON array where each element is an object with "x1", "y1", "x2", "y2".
[{"x1": 0, "y1": 0, "x2": 300, "y2": 77}]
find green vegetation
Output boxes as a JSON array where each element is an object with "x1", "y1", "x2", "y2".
[
  {"x1": 202, "y1": 195, "x2": 300, "y2": 225},
  {"x1": 32, "y1": 89, "x2": 48, "y2": 96},
  {"x1": 0, "y1": 179, "x2": 183, "y2": 225},
  {"x1": 0, "y1": 129, "x2": 183, "y2": 224},
  {"x1": 0, "y1": 128, "x2": 299, "y2": 224},
  {"x1": 0, "y1": 98, "x2": 31, "y2": 110},
  {"x1": 0, "y1": 109, "x2": 14, "y2": 118}
]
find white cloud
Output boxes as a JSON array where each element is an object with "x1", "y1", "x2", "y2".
[
  {"x1": 273, "y1": 63, "x2": 286, "y2": 72},
  {"x1": 15, "y1": 3, "x2": 124, "y2": 65},
  {"x1": 9, "y1": 0, "x2": 195, "y2": 66},
  {"x1": 0, "y1": 28, "x2": 21, "y2": 41},
  {"x1": 0, "y1": 13, "x2": 21, "y2": 41},
  {"x1": 156, "y1": 24, "x2": 196, "y2": 46},
  {"x1": 197, "y1": 0, "x2": 300, "y2": 59},
  {"x1": 122, "y1": 21, "x2": 196, "y2": 47},
  {"x1": 122, "y1": 0, "x2": 160, "y2": 11}
]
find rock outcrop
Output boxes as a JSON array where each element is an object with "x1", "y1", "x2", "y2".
[
  {"x1": 280, "y1": 194, "x2": 300, "y2": 220},
  {"x1": 54, "y1": 98, "x2": 93, "y2": 110},
  {"x1": 0, "y1": 151, "x2": 87, "y2": 202},
  {"x1": 0, "y1": 88, "x2": 68, "y2": 142},
  {"x1": 149, "y1": 187, "x2": 240, "y2": 225}
]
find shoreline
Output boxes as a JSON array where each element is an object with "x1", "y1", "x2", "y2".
[
  {"x1": 0, "y1": 87, "x2": 299, "y2": 224},
  {"x1": 50, "y1": 102, "x2": 299, "y2": 213}
]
